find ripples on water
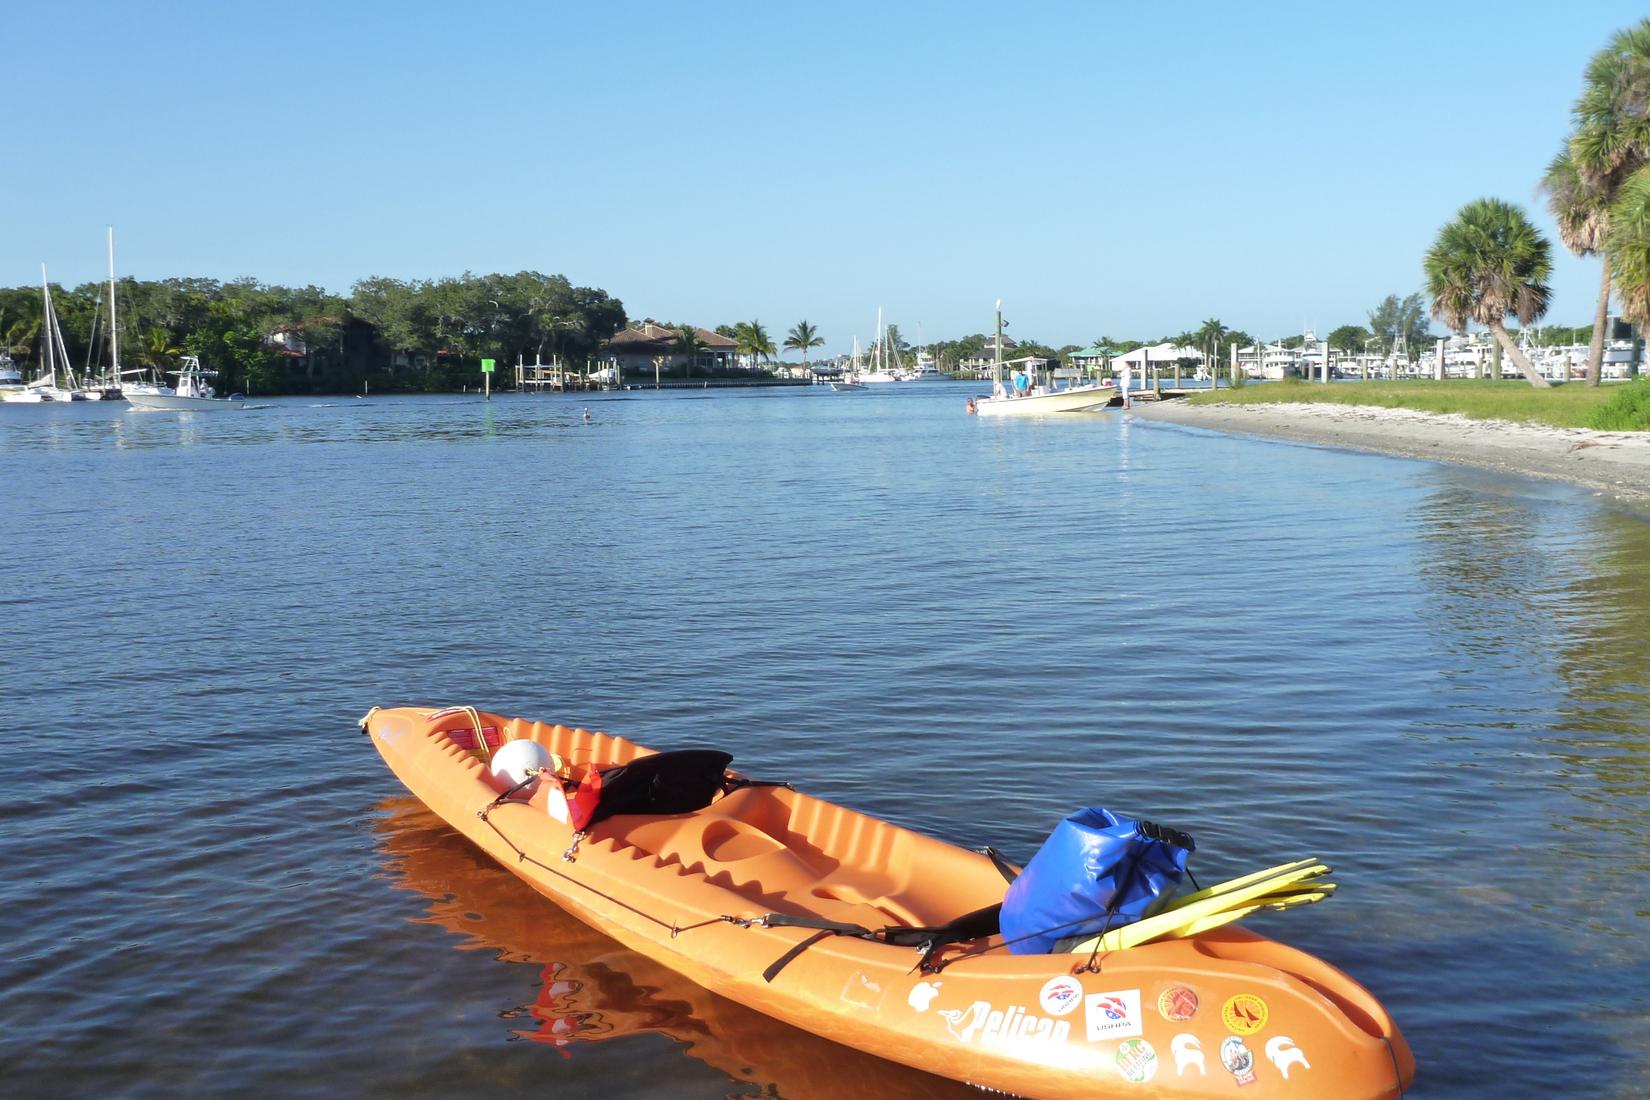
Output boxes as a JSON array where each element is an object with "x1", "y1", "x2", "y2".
[{"x1": 2, "y1": 389, "x2": 1648, "y2": 1097}]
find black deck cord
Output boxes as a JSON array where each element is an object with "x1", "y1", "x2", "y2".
[
  {"x1": 476, "y1": 804, "x2": 760, "y2": 938},
  {"x1": 481, "y1": 770, "x2": 547, "y2": 812},
  {"x1": 1048, "y1": 840, "x2": 1146, "y2": 974},
  {"x1": 1382, "y1": 1037, "x2": 1407, "y2": 1098},
  {"x1": 978, "y1": 846, "x2": 1020, "y2": 884}
]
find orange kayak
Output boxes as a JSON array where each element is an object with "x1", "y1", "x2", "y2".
[{"x1": 363, "y1": 705, "x2": 1416, "y2": 1099}]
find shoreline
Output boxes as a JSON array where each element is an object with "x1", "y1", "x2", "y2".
[{"x1": 1130, "y1": 399, "x2": 1650, "y2": 510}]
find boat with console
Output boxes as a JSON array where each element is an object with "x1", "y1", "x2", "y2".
[
  {"x1": 968, "y1": 301, "x2": 1116, "y2": 416},
  {"x1": 971, "y1": 378, "x2": 1117, "y2": 416},
  {"x1": 0, "y1": 353, "x2": 24, "y2": 395},
  {"x1": 124, "y1": 355, "x2": 240, "y2": 411},
  {"x1": 362, "y1": 704, "x2": 1415, "y2": 1099}
]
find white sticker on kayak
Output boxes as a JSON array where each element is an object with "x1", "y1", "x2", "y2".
[
  {"x1": 1085, "y1": 989, "x2": 1143, "y2": 1041},
  {"x1": 909, "y1": 981, "x2": 943, "y2": 1012},
  {"x1": 1038, "y1": 975, "x2": 1084, "y2": 1017},
  {"x1": 1266, "y1": 1036, "x2": 1310, "y2": 1079}
]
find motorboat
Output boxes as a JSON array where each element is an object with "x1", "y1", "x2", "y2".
[{"x1": 125, "y1": 355, "x2": 240, "y2": 411}]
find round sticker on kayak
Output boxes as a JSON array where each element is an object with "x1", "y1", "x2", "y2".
[
  {"x1": 1158, "y1": 986, "x2": 1199, "y2": 1021},
  {"x1": 1039, "y1": 975, "x2": 1084, "y2": 1017},
  {"x1": 1221, "y1": 1036, "x2": 1257, "y2": 1085},
  {"x1": 1116, "y1": 1038, "x2": 1158, "y2": 1083},
  {"x1": 1222, "y1": 993, "x2": 1268, "y2": 1035}
]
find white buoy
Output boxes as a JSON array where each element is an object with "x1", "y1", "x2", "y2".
[{"x1": 489, "y1": 739, "x2": 553, "y2": 787}]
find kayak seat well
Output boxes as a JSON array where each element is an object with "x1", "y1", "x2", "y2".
[{"x1": 606, "y1": 787, "x2": 930, "y2": 927}]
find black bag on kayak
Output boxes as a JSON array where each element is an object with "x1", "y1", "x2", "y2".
[{"x1": 569, "y1": 749, "x2": 735, "y2": 830}]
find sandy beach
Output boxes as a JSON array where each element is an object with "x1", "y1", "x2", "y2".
[{"x1": 1132, "y1": 399, "x2": 1650, "y2": 508}]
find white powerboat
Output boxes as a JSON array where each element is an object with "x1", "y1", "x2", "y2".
[
  {"x1": 906, "y1": 350, "x2": 947, "y2": 381},
  {"x1": 125, "y1": 356, "x2": 240, "y2": 411},
  {"x1": 971, "y1": 382, "x2": 1117, "y2": 416},
  {"x1": 969, "y1": 301, "x2": 1117, "y2": 416}
]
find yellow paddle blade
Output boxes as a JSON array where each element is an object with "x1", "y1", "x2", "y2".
[
  {"x1": 1067, "y1": 862, "x2": 1332, "y2": 954},
  {"x1": 1162, "y1": 858, "x2": 1322, "y2": 909}
]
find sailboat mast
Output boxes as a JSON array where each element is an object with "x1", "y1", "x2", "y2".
[
  {"x1": 40, "y1": 266, "x2": 56, "y2": 386},
  {"x1": 108, "y1": 226, "x2": 120, "y2": 384}
]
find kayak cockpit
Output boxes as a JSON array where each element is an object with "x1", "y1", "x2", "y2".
[{"x1": 600, "y1": 784, "x2": 1004, "y2": 930}]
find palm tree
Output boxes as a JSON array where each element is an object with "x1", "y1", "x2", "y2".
[
  {"x1": 1423, "y1": 198, "x2": 1553, "y2": 388},
  {"x1": 734, "y1": 319, "x2": 774, "y2": 371},
  {"x1": 783, "y1": 321, "x2": 825, "y2": 377},
  {"x1": 5, "y1": 316, "x2": 41, "y2": 366},
  {"x1": 1571, "y1": 21, "x2": 1650, "y2": 191},
  {"x1": 138, "y1": 325, "x2": 180, "y2": 371},
  {"x1": 1194, "y1": 318, "x2": 1229, "y2": 381},
  {"x1": 1542, "y1": 148, "x2": 1613, "y2": 385},
  {"x1": 672, "y1": 325, "x2": 704, "y2": 377},
  {"x1": 1604, "y1": 170, "x2": 1650, "y2": 336},
  {"x1": 1561, "y1": 23, "x2": 1650, "y2": 384}
]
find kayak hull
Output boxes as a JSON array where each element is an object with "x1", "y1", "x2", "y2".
[{"x1": 364, "y1": 705, "x2": 1415, "y2": 1099}]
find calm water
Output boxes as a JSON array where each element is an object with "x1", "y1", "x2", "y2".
[{"x1": 3, "y1": 386, "x2": 1648, "y2": 1098}]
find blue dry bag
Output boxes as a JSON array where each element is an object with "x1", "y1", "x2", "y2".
[{"x1": 999, "y1": 808, "x2": 1194, "y2": 955}]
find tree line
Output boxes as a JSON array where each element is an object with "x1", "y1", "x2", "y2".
[{"x1": 0, "y1": 271, "x2": 627, "y2": 395}]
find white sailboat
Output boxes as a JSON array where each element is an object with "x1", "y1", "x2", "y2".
[
  {"x1": 857, "y1": 308, "x2": 904, "y2": 383},
  {"x1": 831, "y1": 336, "x2": 867, "y2": 391},
  {"x1": 125, "y1": 354, "x2": 240, "y2": 411},
  {"x1": 4, "y1": 268, "x2": 82, "y2": 402},
  {"x1": 86, "y1": 226, "x2": 127, "y2": 400}
]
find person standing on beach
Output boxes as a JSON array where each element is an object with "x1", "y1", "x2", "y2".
[{"x1": 1118, "y1": 361, "x2": 1132, "y2": 409}]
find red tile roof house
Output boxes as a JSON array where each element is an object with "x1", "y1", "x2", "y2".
[{"x1": 601, "y1": 321, "x2": 739, "y2": 377}]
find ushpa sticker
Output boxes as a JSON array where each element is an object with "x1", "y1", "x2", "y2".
[{"x1": 1084, "y1": 989, "x2": 1143, "y2": 1041}]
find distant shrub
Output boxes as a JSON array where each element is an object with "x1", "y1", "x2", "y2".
[{"x1": 1585, "y1": 379, "x2": 1650, "y2": 431}]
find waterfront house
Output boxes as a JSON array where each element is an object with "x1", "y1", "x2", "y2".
[
  {"x1": 1111, "y1": 342, "x2": 1203, "y2": 376},
  {"x1": 959, "y1": 335, "x2": 1018, "y2": 374},
  {"x1": 601, "y1": 321, "x2": 739, "y2": 375},
  {"x1": 1066, "y1": 345, "x2": 1109, "y2": 375}
]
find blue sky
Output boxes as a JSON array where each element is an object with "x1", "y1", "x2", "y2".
[{"x1": 5, "y1": 1, "x2": 1645, "y2": 354}]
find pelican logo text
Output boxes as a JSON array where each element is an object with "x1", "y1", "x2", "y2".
[{"x1": 938, "y1": 1001, "x2": 1072, "y2": 1048}]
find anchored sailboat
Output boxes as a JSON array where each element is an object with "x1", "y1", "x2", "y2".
[
  {"x1": 4, "y1": 268, "x2": 81, "y2": 402},
  {"x1": 857, "y1": 307, "x2": 903, "y2": 383}
]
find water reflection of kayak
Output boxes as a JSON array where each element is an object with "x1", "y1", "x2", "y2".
[
  {"x1": 363, "y1": 705, "x2": 1416, "y2": 1100},
  {"x1": 373, "y1": 796, "x2": 968, "y2": 1098}
]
